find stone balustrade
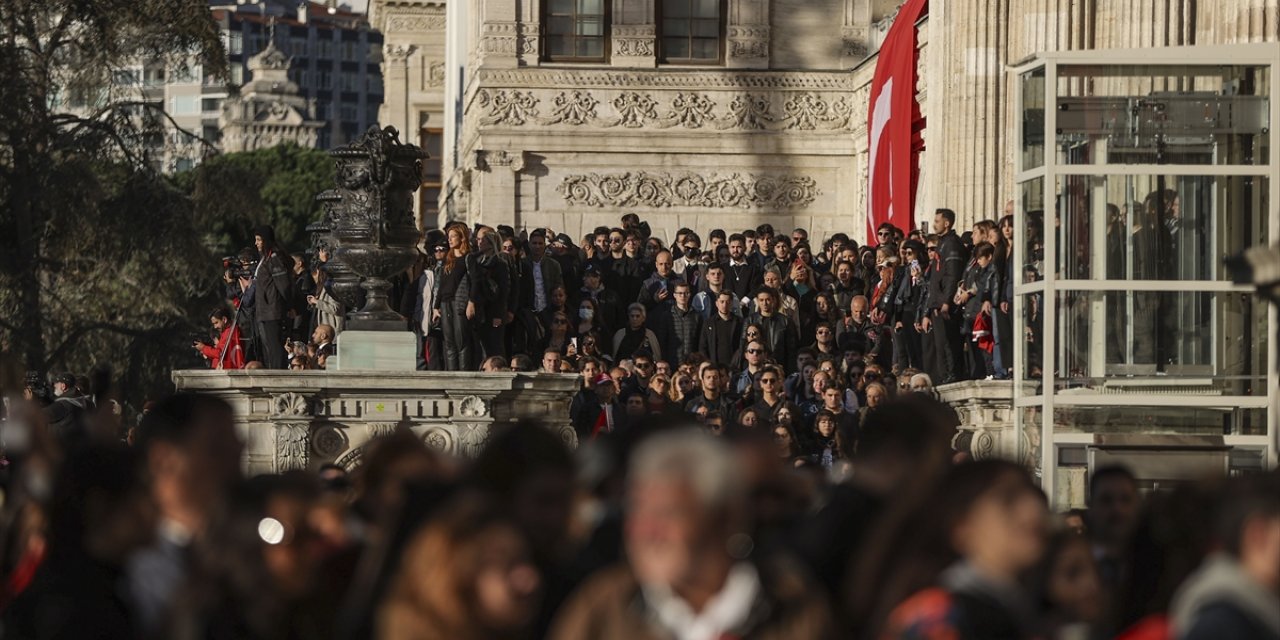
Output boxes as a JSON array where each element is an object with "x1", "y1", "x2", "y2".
[{"x1": 172, "y1": 370, "x2": 581, "y2": 475}]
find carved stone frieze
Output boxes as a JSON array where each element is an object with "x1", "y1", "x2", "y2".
[
  {"x1": 613, "y1": 38, "x2": 655, "y2": 57},
  {"x1": 384, "y1": 43, "x2": 417, "y2": 61},
  {"x1": 539, "y1": 90, "x2": 600, "y2": 126},
  {"x1": 386, "y1": 15, "x2": 447, "y2": 32},
  {"x1": 730, "y1": 39, "x2": 769, "y2": 59},
  {"x1": 367, "y1": 422, "x2": 399, "y2": 439},
  {"x1": 478, "y1": 150, "x2": 525, "y2": 172},
  {"x1": 457, "y1": 395, "x2": 489, "y2": 418},
  {"x1": 427, "y1": 61, "x2": 445, "y2": 87},
  {"x1": 558, "y1": 172, "x2": 821, "y2": 210},
  {"x1": 477, "y1": 89, "x2": 540, "y2": 126},
  {"x1": 472, "y1": 88, "x2": 854, "y2": 132},
  {"x1": 275, "y1": 422, "x2": 310, "y2": 471}
]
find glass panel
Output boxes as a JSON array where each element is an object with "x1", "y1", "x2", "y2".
[
  {"x1": 1056, "y1": 64, "x2": 1270, "y2": 165},
  {"x1": 691, "y1": 38, "x2": 717, "y2": 60},
  {"x1": 578, "y1": 38, "x2": 603, "y2": 58},
  {"x1": 692, "y1": 19, "x2": 718, "y2": 38},
  {"x1": 1053, "y1": 290, "x2": 1266, "y2": 389},
  {"x1": 663, "y1": 38, "x2": 689, "y2": 60},
  {"x1": 663, "y1": 0, "x2": 690, "y2": 17},
  {"x1": 1055, "y1": 175, "x2": 1268, "y2": 281},
  {"x1": 548, "y1": 16, "x2": 573, "y2": 35},
  {"x1": 579, "y1": 17, "x2": 603, "y2": 36},
  {"x1": 545, "y1": 35, "x2": 571, "y2": 57},
  {"x1": 1021, "y1": 66, "x2": 1046, "y2": 171},
  {"x1": 694, "y1": 0, "x2": 720, "y2": 17},
  {"x1": 1020, "y1": 177, "x2": 1046, "y2": 284},
  {"x1": 577, "y1": 0, "x2": 603, "y2": 13},
  {"x1": 1021, "y1": 291, "x2": 1045, "y2": 383},
  {"x1": 663, "y1": 18, "x2": 689, "y2": 37},
  {"x1": 1053, "y1": 405, "x2": 1266, "y2": 436},
  {"x1": 550, "y1": 0, "x2": 574, "y2": 13}
]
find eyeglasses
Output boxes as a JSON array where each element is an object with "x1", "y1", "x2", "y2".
[
  {"x1": 433, "y1": 247, "x2": 447, "y2": 252},
  {"x1": 674, "y1": 290, "x2": 690, "y2": 296},
  {"x1": 746, "y1": 348, "x2": 763, "y2": 354},
  {"x1": 760, "y1": 378, "x2": 777, "y2": 384},
  {"x1": 863, "y1": 372, "x2": 880, "y2": 379},
  {"x1": 636, "y1": 361, "x2": 653, "y2": 368},
  {"x1": 877, "y1": 231, "x2": 890, "y2": 237},
  {"x1": 610, "y1": 237, "x2": 623, "y2": 244}
]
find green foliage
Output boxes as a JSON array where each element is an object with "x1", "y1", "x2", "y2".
[
  {"x1": 178, "y1": 143, "x2": 334, "y2": 257},
  {"x1": 0, "y1": 0, "x2": 228, "y2": 402}
]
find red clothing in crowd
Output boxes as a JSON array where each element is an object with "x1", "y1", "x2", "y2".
[{"x1": 199, "y1": 324, "x2": 245, "y2": 370}]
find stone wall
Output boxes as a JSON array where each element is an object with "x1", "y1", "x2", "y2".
[{"x1": 172, "y1": 370, "x2": 581, "y2": 474}]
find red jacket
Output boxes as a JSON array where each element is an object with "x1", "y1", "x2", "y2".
[{"x1": 199, "y1": 325, "x2": 245, "y2": 370}]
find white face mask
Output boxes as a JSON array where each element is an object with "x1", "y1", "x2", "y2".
[{"x1": 579, "y1": 308, "x2": 594, "y2": 320}]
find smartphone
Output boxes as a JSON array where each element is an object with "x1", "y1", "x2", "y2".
[{"x1": 570, "y1": 337, "x2": 578, "y2": 350}]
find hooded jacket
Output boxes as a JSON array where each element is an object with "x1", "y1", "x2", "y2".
[{"x1": 1171, "y1": 553, "x2": 1280, "y2": 640}]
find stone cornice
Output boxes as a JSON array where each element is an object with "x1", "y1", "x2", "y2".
[
  {"x1": 369, "y1": 0, "x2": 447, "y2": 32},
  {"x1": 472, "y1": 68, "x2": 856, "y2": 92}
]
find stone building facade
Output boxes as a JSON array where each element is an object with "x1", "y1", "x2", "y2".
[
  {"x1": 375, "y1": 0, "x2": 1280, "y2": 241},
  {"x1": 219, "y1": 43, "x2": 325, "y2": 153}
]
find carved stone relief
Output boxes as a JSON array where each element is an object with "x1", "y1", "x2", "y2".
[
  {"x1": 558, "y1": 172, "x2": 821, "y2": 209},
  {"x1": 275, "y1": 422, "x2": 310, "y2": 471},
  {"x1": 386, "y1": 15, "x2": 447, "y2": 32},
  {"x1": 457, "y1": 395, "x2": 489, "y2": 418},
  {"x1": 271, "y1": 392, "x2": 312, "y2": 418},
  {"x1": 311, "y1": 425, "x2": 348, "y2": 458},
  {"x1": 474, "y1": 89, "x2": 856, "y2": 132},
  {"x1": 421, "y1": 426, "x2": 455, "y2": 455},
  {"x1": 367, "y1": 422, "x2": 399, "y2": 439}
]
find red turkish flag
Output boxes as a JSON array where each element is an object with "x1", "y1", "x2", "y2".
[{"x1": 867, "y1": 0, "x2": 928, "y2": 242}]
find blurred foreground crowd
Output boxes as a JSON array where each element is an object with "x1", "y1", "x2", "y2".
[{"x1": 0, "y1": 381, "x2": 1277, "y2": 640}]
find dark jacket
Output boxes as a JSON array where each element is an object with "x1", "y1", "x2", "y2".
[
  {"x1": 700, "y1": 314, "x2": 743, "y2": 367},
  {"x1": 748, "y1": 311, "x2": 799, "y2": 373},
  {"x1": 253, "y1": 251, "x2": 293, "y2": 322},
  {"x1": 960, "y1": 261, "x2": 996, "y2": 321},
  {"x1": 724, "y1": 260, "x2": 760, "y2": 300},
  {"x1": 608, "y1": 255, "x2": 645, "y2": 304},
  {"x1": 469, "y1": 253, "x2": 511, "y2": 323},
  {"x1": 924, "y1": 230, "x2": 966, "y2": 313},
  {"x1": 654, "y1": 305, "x2": 703, "y2": 365},
  {"x1": 570, "y1": 399, "x2": 625, "y2": 442},
  {"x1": 521, "y1": 255, "x2": 565, "y2": 311}
]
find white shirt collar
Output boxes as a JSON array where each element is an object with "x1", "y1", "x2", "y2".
[{"x1": 641, "y1": 562, "x2": 762, "y2": 640}]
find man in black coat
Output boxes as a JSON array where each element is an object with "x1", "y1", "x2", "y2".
[
  {"x1": 252, "y1": 225, "x2": 293, "y2": 369},
  {"x1": 699, "y1": 290, "x2": 743, "y2": 367},
  {"x1": 571, "y1": 373, "x2": 625, "y2": 442},
  {"x1": 724, "y1": 233, "x2": 760, "y2": 301},
  {"x1": 920, "y1": 209, "x2": 968, "y2": 383}
]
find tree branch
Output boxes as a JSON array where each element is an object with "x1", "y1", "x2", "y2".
[{"x1": 47, "y1": 319, "x2": 186, "y2": 366}]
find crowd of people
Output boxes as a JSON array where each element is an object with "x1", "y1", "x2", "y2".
[{"x1": 2, "y1": 377, "x2": 1278, "y2": 640}]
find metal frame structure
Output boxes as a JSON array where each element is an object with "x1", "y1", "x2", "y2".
[{"x1": 1011, "y1": 44, "x2": 1280, "y2": 506}]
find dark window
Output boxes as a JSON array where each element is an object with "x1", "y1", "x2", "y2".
[
  {"x1": 543, "y1": 0, "x2": 608, "y2": 62},
  {"x1": 658, "y1": 0, "x2": 724, "y2": 64},
  {"x1": 419, "y1": 126, "x2": 443, "y2": 223}
]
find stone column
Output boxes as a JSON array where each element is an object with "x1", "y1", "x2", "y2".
[
  {"x1": 841, "y1": 0, "x2": 871, "y2": 68},
  {"x1": 726, "y1": 0, "x2": 770, "y2": 68},
  {"x1": 612, "y1": 0, "x2": 657, "y2": 67},
  {"x1": 382, "y1": 44, "x2": 416, "y2": 135},
  {"x1": 935, "y1": 0, "x2": 1009, "y2": 229},
  {"x1": 473, "y1": 149, "x2": 525, "y2": 228}
]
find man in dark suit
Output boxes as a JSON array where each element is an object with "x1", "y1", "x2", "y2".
[
  {"x1": 724, "y1": 233, "x2": 760, "y2": 301},
  {"x1": 571, "y1": 373, "x2": 625, "y2": 442}
]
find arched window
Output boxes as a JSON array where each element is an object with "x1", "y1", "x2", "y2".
[
  {"x1": 658, "y1": 0, "x2": 725, "y2": 64},
  {"x1": 543, "y1": 0, "x2": 609, "y2": 62}
]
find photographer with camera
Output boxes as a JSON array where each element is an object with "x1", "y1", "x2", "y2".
[
  {"x1": 193, "y1": 306, "x2": 245, "y2": 370},
  {"x1": 252, "y1": 225, "x2": 294, "y2": 369}
]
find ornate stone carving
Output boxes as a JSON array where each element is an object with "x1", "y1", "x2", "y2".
[
  {"x1": 556, "y1": 424, "x2": 579, "y2": 450},
  {"x1": 841, "y1": 25, "x2": 869, "y2": 58},
  {"x1": 456, "y1": 423, "x2": 491, "y2": 457},
  {"x1": 719, "y1": 94, "x2": 774, "y2": 130},
  {"x1": 312, "y1": 425, "x2": 348, "y2": 458},
  {"x1": 658, "y1": 93, "x2": 716, "y2": 129},
  {"x1": 613, "y1": 38, "x2": 655, "y2": 57},
  {"x1": 782, "y1": 93, "x2": 835, "y2": 130},
  {"x1": 387, "y1": 14, "x2": 448, "y2": 32},
  {"x1": 477, "y1": 89, "x2": 540, "y2": 126},
  {"x1": 271, "y1": 392, "x2": 312, "y2": 418},
  {"x1": 334, "y1": 447, "x2": 363, "y2": 471},
  {"x1": 275, "y1": 422, "x2": 310, "y2": 471},
  {"x1": 383, "y1": 43, "x2": 416, "y2": 61},
  {"x1": 421, "y1": 427, "x2": 455, "y2": 454},
  {"x1": 367, "y1": 422, "x2": 398, "y2": 439},
  {"x1": 457, "y1": 395, "x2": 488, "y2": 418},
  {"x1": 607, "y1": 92, "x2": 659, "y2": 128},
  {"x1": 478, "y1": 150, "x2": 525, "y2": 172},
  {"x1": 971, "y1": 428, "x2": 997, "y2": 460},
  {"x1": 427, "y1": 61, "x2": 445, "y2": 87},
  {"x1": 558, "y1": 172, "x2": 821, "y2": 209},
  {"x1": 539, "y1": 90, "x2": 600, "y2": 126}
]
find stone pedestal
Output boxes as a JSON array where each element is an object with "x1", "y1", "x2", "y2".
[
  {"x1": 332, "y1": 330, "x2": 418, "y2": 371},
  {"x1": 172, "y1": 370, "x2": 581, "y2": 474}
]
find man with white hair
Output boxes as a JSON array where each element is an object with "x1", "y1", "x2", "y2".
[{"x1": 550, "y1": 430, "x2": 833, "y2": 640}]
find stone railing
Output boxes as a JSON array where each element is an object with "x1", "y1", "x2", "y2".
[
  {"x1": 936, "y1": 380, "x2": 1034, "y2": 468},
  {"x1": 172, "y1": 370, "x2": 581, "y2": 474}
]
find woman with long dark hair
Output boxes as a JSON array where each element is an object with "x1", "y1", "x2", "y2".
[{"x1": 438, "y1": 222, "x2": 475, "y2": 370}]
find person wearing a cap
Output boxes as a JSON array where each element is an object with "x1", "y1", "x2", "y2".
[
  {"x1": 412, "y1": 231, "x2": 446, "y2": 370},
  {"x1": 579, "y1": 263, "x2": 622, "y2": 335},
  {"x1": 252, "y1": 224, "x2": 294, "y2": 369},
  {"x1": 571, "y1": 372, "x2": 624, "y2": 442}
]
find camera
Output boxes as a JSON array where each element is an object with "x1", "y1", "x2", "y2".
[{"x1": 222, "y1": 256, "x2": 256, "y2": 279}]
